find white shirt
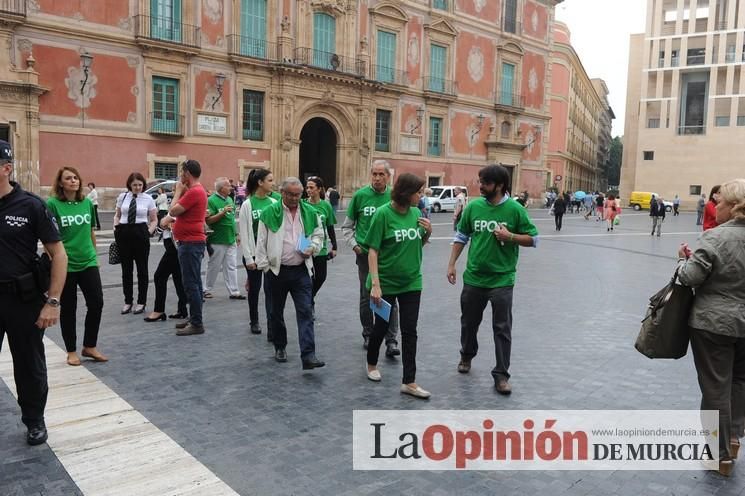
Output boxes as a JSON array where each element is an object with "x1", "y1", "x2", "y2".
[
  {"x1": 86, "y1": 188, "x2": 98, "y2": 206},
  {"x1": 280, "y1": 204, "x2": 305, "y2": 266},
  {"x1": 116, "y1": 191, "x2": 156, "y2": 224}
]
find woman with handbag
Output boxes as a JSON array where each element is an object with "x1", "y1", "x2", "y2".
[
  {"x1": 46, "y1": 167, "x2": 107, "y2": 366},
  {"x1": 113, "y1": 173, "x2": 158, "y2": 315},
  {"x1": 677, "y1": 178, "x2": 745, "y2": 476}
]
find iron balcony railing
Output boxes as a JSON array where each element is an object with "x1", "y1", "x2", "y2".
[
  {"x1": 134, "y1": 15, "x2": 201, "y2": 50},
  {"x1": 0, "y1": 0, "x2": 26, "y2": 17},
  {"x1": 495, "y1": 91, "x2": 525, "y2": 109},
  {"x1": 293, "y1": 47, "x2": 366, "y2": 77},
  {"x1": 424, "y1": 76, "x2": 457, "y2": 96},
  {"x1": 149, "y1": 112, "x2": 184, "y2": 136},
  {"x1": 370, "y1": 65, "x2": 407, "y2": 85},
  {"x1": 227, "y1": 35, "x2": 278, "y2": 62}
]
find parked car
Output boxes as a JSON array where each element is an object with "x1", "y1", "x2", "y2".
[
  {"x1": 144, "y1": 180, "x2": 178, "y2": 201},
  {"x1": 628, "y1": 191, "x2": 673, "y2": 212},
  {"x1": 426, "y1": 186, "x2": 468, "y2": 213}
]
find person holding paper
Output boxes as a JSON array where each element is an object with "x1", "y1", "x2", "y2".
[
  {"x1": 365, "y1": 173, "x2": 432, "y2": 399},
  {"x1": 255, "y1": 177, "x2": 326, "y2": 370},
  {"x1": 447, "y1": 165, "x2": 539, "y2": 395},
  {"x1": 303, "y1": 176, "x2": 338, "y2": 315}
]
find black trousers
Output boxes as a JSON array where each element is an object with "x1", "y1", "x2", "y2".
[
  {"x1": 312, "y1": 255, "x2": 328, "y2": 299},
  {"x1": 114, "y1": 223, "x2": 150, "y2": 305},
  {"x1": 153, "y1": 238, "x2": 187, "y2": 316},
  {"x1": 460, "y1": 284, "x2": 514, "y2": 381},
  {"x1": 0, "y1": 293, "x2": 47, "y2": 428},
  {"x1": 60, "y1": 267, "x2": 104, "y2": 352},
  {"x1": 356, "y1": 252, "x2": 398, "y2": 342},
  {"x1": 554, "y1": 213, "x2": 564, "y2": 230},
  {"x1": 245, "y1": 260, "x2": 272, "y2": 332},
  {"x1": 367, "y1": 291, "x2": 421, "y2": 384},
  {"x1": 93, "y1": 205, "x2": 101, "y2": 229},
  {"x1": 691, "y1": 328, "x2": 745, "y2": 459}
]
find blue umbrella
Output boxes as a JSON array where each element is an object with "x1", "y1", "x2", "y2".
[{"x1": 574, "y1": 191, "x2": 587, "y2": 200}]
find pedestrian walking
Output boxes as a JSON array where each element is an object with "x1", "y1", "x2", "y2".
[
  {"x1": 169, "y1": 159, "x2": 209, "y2": 336},
  {"x1": 696, "y1": 193, "x2": 706, "y2": 225},
  {"x1": 304, "y1": 176, "x2": 337, "y2": 315},
  {"x1": 704, "y1": 185, "x2": 721, "y2": 231},
  {"x1": 365, "y1": 173, "x2": 432, "y2": 399},
  {"x1": 239, "y1": 169, "x2": 278, "y2": 336},
  {"x1": 47, "y1": 167, "x2": 107, "y2": 367},
  {"x1": 255, "y1": 177, "x2": 325, "y2": 370},
  {"x1": 453, "y1": 187, "x2": 467, "y2": 230},
  {"x1": 204, "y1": 177, "x2": 244, "y2": 300},
  {"x1": 341, "y1": 160, "x2": 400, "y2": 356},
  {"x1": 595, "y1": 193, "x2": 605, "y2": 221},
  {"x1": 604, "y1": 194, "x2": 619, "y2": 231},
  {"x1": 677, "y1": 178, "x2": 745, "y2": 476},
  {"x1": 144, "y1": 220, "x2": 188, "y2": 322},
  {"x1": 650, "y1": 195, "x2": 665, "y2": 236},
  {"x1": 446, "y1": 164, "x2": 538, "y2": 394},
  {"x1": 0, "y1": 139, "x2": 68, "y2": 446},
  {"x1": 86, "y1": 182, "x2": 101, "y2": 230},
  {"x1": 673, "y1": 194, "x2": 681, "y2": 216},
  {"x1": 552, "y1": 194, "x2": 566, "y2": 231},
  {"x1": 155, "y1": 187, "x2": 169, "y2": 222},
  {"x1": 113, "y1": 172, "x2": 157, "y2": 315},
  {"x1": 328, "y1": 186, "x2": 341, "y2": 210}
]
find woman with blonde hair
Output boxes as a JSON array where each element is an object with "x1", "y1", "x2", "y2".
[
  {"x1": 677, "y1": 178, "x2": 745, "y2": 476},
  {"x1": 46, "y1": 167, "x2": 107, "y2": 365}
]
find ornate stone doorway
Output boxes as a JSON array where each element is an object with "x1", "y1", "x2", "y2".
[{"x1": 299, "y1": 117, "x2": 337, "y2": 188}]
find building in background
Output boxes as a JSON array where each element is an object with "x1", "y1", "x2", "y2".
[
  {"x1": 621, "y1": 0, "x2": 745, "y2": 208},
  {"x1": 0, "y1": 0, "x2": 567, "y2": 207},
  {"x1": 546, "y1": 22, "x2": 608, "y2": 194},
  {"x1": 592, "y1": 78, "x2": 615, "y2": 191}
]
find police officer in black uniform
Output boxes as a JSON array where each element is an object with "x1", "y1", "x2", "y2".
[{"x1": 0, "y1": 139, "x2": 67, "y2": 445}]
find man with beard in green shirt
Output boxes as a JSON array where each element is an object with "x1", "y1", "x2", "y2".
[{"x1": 446, "y1": 164, "x2": 538, "y2": 395}]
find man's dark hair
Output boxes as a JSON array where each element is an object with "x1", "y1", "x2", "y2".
[
  {"x1": 391, "y1": 173, "x2": 425, "y2": 205},
  {"x1": 182, "y1": 159, "x2": 202, "y2": 178},
  {"x1": 479, "y1": 164, "x2": 512, "y2": 195},
  {"x1": 126, "y1": 172, "x2": 147, "y2": 191}
]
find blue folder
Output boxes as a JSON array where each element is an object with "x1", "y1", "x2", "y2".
[{"x1": 369, "y1": 299, "x2": 392, "y2": 322}]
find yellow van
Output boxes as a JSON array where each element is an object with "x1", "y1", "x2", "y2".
[{"x1": 628, "y1": 191, "x2": 672, "y2": 211}]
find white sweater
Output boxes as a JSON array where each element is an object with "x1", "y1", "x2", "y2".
[
  {"x1": 254, "y1": 207, "x2": 323, "y2": 276},
  {"x1": 238, "y1": 196, "x2": 278, "y2": 262}
]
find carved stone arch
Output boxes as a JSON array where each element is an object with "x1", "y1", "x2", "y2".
[
  {"x1": 293, "y1": 101, "x2": 357, "y2": 144},
  {"x1": 369, "y1": 2, "x2": 410, "y2": 23}
]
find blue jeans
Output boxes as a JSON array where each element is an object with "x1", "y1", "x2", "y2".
[
  {"x1": 178, "y1": 242, "x2": 205, "y2": 327},
  {"x1": 267, "y1": 265, "x2": 316, "y2": 360}
]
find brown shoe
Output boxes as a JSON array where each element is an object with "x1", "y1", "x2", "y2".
[
  {"x1": 457, "y1": 359, "x2": 471, "y2": 374},
  {"x1": 176, "y1": 324, "x2": 205, "y2": 336},
  {"x1": 495, "y1": 379, "x2": 512, "y2": 395},
  {"x1": 732, "y1": 440, "x2": 741, "y2": 459},
  {"x1": 174, "y1": 321, "x2": 189, "y2": 329},
  {"x1": 719, "y1": 458, "x2": 734, "y2": 476}
]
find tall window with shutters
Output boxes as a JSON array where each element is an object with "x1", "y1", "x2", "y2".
[
  {"x1": 433, "y1": 0, "x2": 447, "y2": 10},
  {"x1": 240, "y1": 0, "x2": 267, "y2": 58},
  {"x1": 503, "y1": 0, "x2": 517, "y2": 33},
  {"x1": 242, "y1": 90, "x2": 264, "y2": 141},
  {"x1": 376, "y1": 30, "x2": 396, "y2": 83},
  {"x1": 500, "y1": 63, "x2": 515, "y2": 105},
  {"x1": 428, "y1": 117, "x2": 442, "y2": 156},
  {"x1": 429, "y1": 44, "x2": 446, "y2": 92},
  {"x1": 313, "y1": 13, "x2": 336, "y2": 69},
  {"x1": 375, "y1": 110, "x2": 391, "y2": 152},
  {"x1": 151, "y1": 0, "x2": 182, "y2": 41},
  {"x1": 152, "y1": 77, "x2": 179, "y2": 133}
]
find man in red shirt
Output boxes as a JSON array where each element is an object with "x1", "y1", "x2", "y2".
[{"x1": 165, "y1": 160, "x2": 208, "y2": 335}]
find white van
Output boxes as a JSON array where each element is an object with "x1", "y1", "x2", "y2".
[{"x1": 427, "y1": 186, "x2": 468, "y2": 213}]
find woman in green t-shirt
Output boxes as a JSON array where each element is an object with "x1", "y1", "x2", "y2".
[
  {"x1": 304, "y1": 176, "x2": 337, "y2": 314},
  {"x1": 365, "y1": 173, "x2": 432, "y2": 399},
  {"x1": 238, "y1": 169, "x2": 277, "y2": 337},
  {"x1": 47, "y1": 167, "x2": 107, "y2": 366}
]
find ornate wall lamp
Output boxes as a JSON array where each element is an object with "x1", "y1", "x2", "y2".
[
  {"x1": 409, "y1": 106, "x2": 425, "y2": 133},
  {"x1": 80, "y1": 51, "x2": 93, "y2": 128},
  {"x1": 211, "y1": 73, "x2": 226, "y2": 110},
  {"x1": 470, "y1": 113, "x2": 485, "y2": 141}
]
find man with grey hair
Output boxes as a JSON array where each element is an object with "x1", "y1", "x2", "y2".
[
  {"x1": 204, "y1": 176, "x2": 244, "y2": 299},
  {"x1": 341, "y1": 160, "x2": 400, "y2": 355},
  {"x1": 255, "y1": 177, "x2": 325, "y2": 369}
]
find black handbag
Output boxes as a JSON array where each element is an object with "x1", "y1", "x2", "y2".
[
  {"x1": 108, "y1": 241, "x2": 121, "y2": 265},
  {"x1": 635, "y1": 267, "x2": 694, "y2": 359}
]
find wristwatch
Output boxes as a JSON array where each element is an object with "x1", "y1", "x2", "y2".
[{"x1": 46, "y1": 297, "x2": 61, "y2": 307}]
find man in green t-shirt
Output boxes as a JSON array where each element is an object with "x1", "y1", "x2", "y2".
[
  {"x1": 446, "y1": 164, "x2": 539, "y2": 395},
  {"x1": 341, "y1": 160, "x2": 399, "y2": 356},
  {"x1": 204, "y1": 177, "x2": 244, "y2": 299}
]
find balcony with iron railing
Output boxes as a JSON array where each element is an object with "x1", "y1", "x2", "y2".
[
  {"x1": 494, "y1": 91, "x2": 525, "y2": 111},
  {"x1": 227, "y1": 35, "x2": 278, "y2": 62},
  {"x1": 424, "y1": 76, "x2": 457, "y2": 99},
  {"x1": 134, "y1": 15, "x2": 201, "y2": 53},
  {"x1": 0, "y1": 0, "x2": 26, "y2": 22},
  {"x1": 293, "y1": 47, "x2": 366, "y2": 77},
  {"x1": 149, "y1": 112, "x2": 185, "y2": 137},
  {"x1": 370, "y1": 65, "x2": 408, "y2": 86}
]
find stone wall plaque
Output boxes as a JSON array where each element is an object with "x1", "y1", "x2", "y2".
[{"x1": 197, "y1": 114, "x2": 228, "y2": 135}]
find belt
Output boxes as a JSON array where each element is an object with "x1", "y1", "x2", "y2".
[
  {"x1": 280, "y1": 264, "x2": 304, "y2": 269},
  {"x1": 0, "y1": 279, "x2": 17, "y2": 294}
]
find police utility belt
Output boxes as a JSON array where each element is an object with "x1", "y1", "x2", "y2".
[{"x1": 0, "y1": 254, "x2": 51, "y2": 302}]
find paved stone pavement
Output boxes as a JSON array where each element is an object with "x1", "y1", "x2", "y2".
[{"x1": 3, "y1": 209, "x2": 745, "y2": 495}]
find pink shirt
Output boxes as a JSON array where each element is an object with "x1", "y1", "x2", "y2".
[{"x1": 281, "y1": 204, "x2": 305, "y2": 266}]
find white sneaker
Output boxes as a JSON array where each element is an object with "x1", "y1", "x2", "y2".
[
  {"x1": 367, "y1": 367, "x2": 381, "y2": 382},
  {"x1": 400, "y1": 384, "x2": 431, "y2": 399}
]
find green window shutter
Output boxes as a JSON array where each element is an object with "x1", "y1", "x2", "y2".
[
  {"x1": 243, "y1": 90, "x2": 264, "y2": 141},
  {"x1": 375, "y1": 109, "x2": 391, "y2": 152},
  {"x1": 152, "y1": 77, "x2": 179, "y2": 133},
  {"x1": 151, "y1": 0, "x2": 181, "y2": 41},
  {"x1": 428, "y1": 117, "x2": 442, "y2": 156},
  {"x1": 313, "y1": 13, "x2": 336, "y2": 69},
  {"x1": 433, "y1": 0, "x2": 447, "y2": 10},
  {"x1": 240, "y1": 0, "x2": 267, "y2": 58},
  {"x1": 500, "y1": 63, "x2": 515, "y2": 105},
  {"x1": 376, "y1": 31, "x2": 396, "y2": 83},
  {"x1": 429, "y1": 44, "x2": 446, "y2": 92}
]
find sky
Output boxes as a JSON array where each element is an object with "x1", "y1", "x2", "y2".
[{"x1": 555, "y1": 0, "x2": 648, "y2": 137}]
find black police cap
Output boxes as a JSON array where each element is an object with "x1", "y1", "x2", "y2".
[{"x1": 0, "y1": 140, "x2": 11, "y2": 163}]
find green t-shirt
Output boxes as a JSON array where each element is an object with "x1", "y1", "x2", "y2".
[
  {"x1": 304, "y1": 199, "x2": 337, "y2": 256},
  {"x1": 270, "y1": 191, "x2": 282, "y2": 202},
  {"x1": 363, "y1": 203, "x2": 425, "y2": 295},
  {"x1": 248, "y1": 195, "x2": 277, "y2": 242},
  {"x1": 458, "y1": 197, "x2": 538, "y2": 289},
  {"x1": 46, "y1": 197, "x2": 98, "y2": 272},
  {"x1": 347, "y1": 185, "x2": 391, "y2": 252},
  {"x1": 207, "y1": 193, "x2": 236, "y2": 245}
]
